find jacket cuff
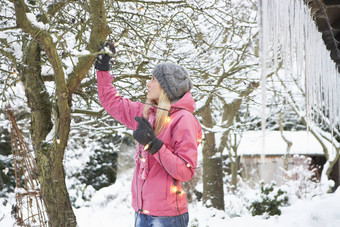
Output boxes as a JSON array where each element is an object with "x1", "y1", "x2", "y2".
[
  {"x1": 148, "y1": 138, "x2": 163, "y2": 155},
  {"x1": 97, "y1": 70, "x2": 114, "y2": 84}
]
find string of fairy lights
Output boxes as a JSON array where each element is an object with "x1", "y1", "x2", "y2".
[{"x1": 3, "y1": 51, "x2": 206, "y2": 209}]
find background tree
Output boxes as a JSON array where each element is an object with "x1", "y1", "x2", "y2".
[
  {"x1": 190, "y1": 1, "x2": 259, "y2": 209},
  {"x1": 272, "y1": 70, "x2": 340, "y2": 190}
]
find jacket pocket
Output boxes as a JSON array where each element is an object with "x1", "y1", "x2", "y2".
[{"x1": 143, "y1": 165, "x2": 168, "y2": 202}]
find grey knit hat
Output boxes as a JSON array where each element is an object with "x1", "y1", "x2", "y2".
[{"x1": 152, "y1": 62, "x2": 193, "y2": 101}]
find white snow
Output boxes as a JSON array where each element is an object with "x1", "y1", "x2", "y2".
[
  {"x1": 26, "y1": 13, "x2": 50, "y2": 30},
  {"x1": 237, "y1": 131, "x2": 332, "y2": 156},
  {"x1": 74, "y1": 167, "x2": 340, "y2": 227},
  {"x1": 2, "y1": 152, "x2": 340, "y2": 227},
  {"x1": 68, "y1": 171, "x2": 340, "y2": 227}
]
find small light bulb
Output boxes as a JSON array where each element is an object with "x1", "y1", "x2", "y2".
[
  {"x1": 143, "y1": 210, "x2": 149, "y2": 214},
  {"x1": 165, "y1": 116, "x2": 171, "y2": 124},
  {"x1": 82, "y1": 88, "x2": 86, "y2": 93},
  {"x1": 197, "y1": 138, "x2": 203, "y2": 143},
  {"x1": 115, "y1": 92, "x2": 120, "y2": 96},
  {"x1": 144, "y1": 144, "x2": 150, "y2": 151},
  {"x1": 13, "y1": 70, "x2": 18, "y2": 78},
  {"x1": 186, "y1": 163, "x2": 191, "y2": 168},
  {"x1": 139, "y1": 154, "x2": 146, "y2": 162},
  {"x1": 56, "y1": 135, "x2": 60, "y2": 144},
  {"x1": 3, "y1": 167, "x2": 9, "y2": 175}
]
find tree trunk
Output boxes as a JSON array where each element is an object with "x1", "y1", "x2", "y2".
[
  {"x1": 21, "y1": 40, "x2": 76, "y2": 226},
  {"x1": 13, "y1": 0, "x2": 110, "y2": 225},
  {"x1": 279, "y1": 112, "x2": 292, "y2": 170},
  {"x1": 323, "y1": 148, "x2": 340, "y2": 181},
  {"x1": 202, "y1": 106, "x2": 224, "y2": 210},
  {"x1": 219, "y1": 82, "x2": 260, "y2": 192},
  {"x1": 231, "y1": 160, "x2": 238, "y2": 189},
  {"x1": 229, "y1": 134, "x2": 239, "y2": 191},
  {"x1": 36, "y1": 145, "x2": 76, "y2": 226}
]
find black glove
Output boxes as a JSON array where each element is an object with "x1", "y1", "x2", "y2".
[
  {"x1": 133, "y1": 116, "x2": 163, "y2": 155},
  {"x1": 94, "y1": 41, "x2": 116, "y2": 71}
]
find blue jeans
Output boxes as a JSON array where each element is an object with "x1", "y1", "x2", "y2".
[{"x1": 134, "y1": 212, "x2": 189, "y2": 227}]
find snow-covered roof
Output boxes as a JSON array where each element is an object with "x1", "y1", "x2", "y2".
[{"x1": 237, "y1": 131, "x2": 328, "y2": 156}]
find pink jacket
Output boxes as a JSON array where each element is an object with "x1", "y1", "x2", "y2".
[{"x1": 97, "y1": 70, "x2": 202, "y2": 216}]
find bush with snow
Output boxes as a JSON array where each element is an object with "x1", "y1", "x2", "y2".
[
  {"x1": 281, "y1": 155, "x2": 324, "y2": 200},
  {"x1": 249, "y1": 181, "x2": 289, "y2": 217}
]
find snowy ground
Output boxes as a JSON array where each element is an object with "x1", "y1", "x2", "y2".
[
  {"x1": 73, "y1": 170, "x2": 340, "y2": 227},
  {"x1": 2, "y1": 167, "x2": 340, "y2": 227},
  {"x1": 1, "y1": 143, "x2": 339, "y2": 227}
]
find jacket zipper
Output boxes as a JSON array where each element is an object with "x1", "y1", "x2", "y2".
[{"x1": 136, "y1": 159, "x2": 147, "y2": 213}]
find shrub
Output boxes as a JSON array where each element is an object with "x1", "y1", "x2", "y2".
[
  {"x1": 249, "y1": 182, "x2": 289, "y2": 217},
  {"x1": 282, "y1": 155, "x2": 324, "y2": 199}
]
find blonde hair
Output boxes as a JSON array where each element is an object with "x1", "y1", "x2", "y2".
[{"x1": 143, "y1": 89, "x2": 171, "y2": 135}]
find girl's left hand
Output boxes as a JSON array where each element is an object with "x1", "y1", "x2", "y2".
[{"x1": 133, "y1": 116, "x2": 163, "y2": 155}]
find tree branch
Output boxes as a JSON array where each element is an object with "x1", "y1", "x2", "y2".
[
  {"x1": 115, "y1": 0, "x2": 186, "y2": 4},
  {"x1": 13, "y1": 0, "x2": 70, "y2": 152},
  {"x1": 217, "y1": 81, "x2": 259, "y2": 153},
  {"x1": 72, "y1": 108, "x2": 105, "y2": 117},
  {"x1": 66, "y1": 0, "x2": 110, "y2": 94}
]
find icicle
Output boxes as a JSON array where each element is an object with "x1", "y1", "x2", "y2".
[
  {"x1": 258, "y1": 0, "x2": 267, "y2": 167},
  {"x1": 258, "y1": 0, "x2": 340, "y2": 130}
]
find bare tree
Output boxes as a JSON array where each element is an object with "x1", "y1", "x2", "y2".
[
  {"x1": 2, "y1": 0, "x2": 110, "y2": 225},
  {"x1": 275, "y1": 72, "x2": 340, "y2": 188},
  {"x1": 189, "y1": 0, "x2": 259, "y2": 209}
]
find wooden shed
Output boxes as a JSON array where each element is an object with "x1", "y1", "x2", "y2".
[{"x1": 237, "y1": 131, "x2": 340, "y2": 189}]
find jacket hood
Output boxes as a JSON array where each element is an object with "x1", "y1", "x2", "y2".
[{"x1": 170, "y1": 91, "x2": 196, "y2": 113}]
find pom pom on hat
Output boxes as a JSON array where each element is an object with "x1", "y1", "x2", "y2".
[{"x1": 152, "y1": 63, "x2": 193, "y2": 101}]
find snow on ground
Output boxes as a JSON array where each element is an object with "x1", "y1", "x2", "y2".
[
  {"x1": 1, "y1": 168, "x2": 340, "y2": 226},
  {"x1": 1, "y1": 143, "x2": 339, "y2": 227},
  {"x1": 74, "y1": 170, "x2": 340, "y2": 227},
  {"x1": 221, "y1": 190, "x2": 340, "y2": 227},
  {"x1": 1, "y1": 141, "x2": 339, "y2": 227},
  {"x1": 74, "y1": 169, "x2": 135, "y2": 227}
]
